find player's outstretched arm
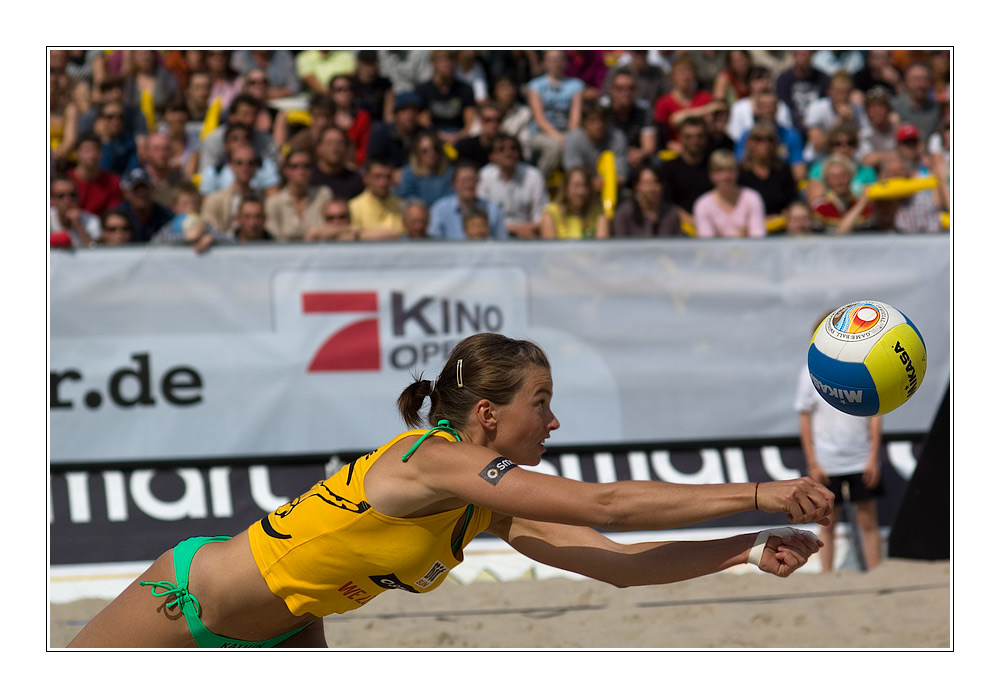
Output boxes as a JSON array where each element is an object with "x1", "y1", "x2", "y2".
[
  {"x1": 489, "y1": 515, "x2": 822, "y2": 587},
  {"x1": 419, "y1": 441, "x2": 835, "y2": 531}
]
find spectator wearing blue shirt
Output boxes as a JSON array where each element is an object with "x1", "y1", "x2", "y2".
[
  {"x1": 428, "y1": 161, "x2": 508, "y2": 240},
  {"x1": 396, "y1": 131, "x2": 454, "y2": 207},
  {"x1": 96, "y1": 100, "x2": 140, "y2": 176},
  {"x1": 526, "y1": 50, "x2": 585, "y2": 177},
  {"x1": 734, "y1": 91, "x2": 806, "y2": 182}
]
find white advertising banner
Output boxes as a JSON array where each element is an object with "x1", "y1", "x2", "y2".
[{"x1": 50, "y1": 236, "x2": 950, "y2": 463}]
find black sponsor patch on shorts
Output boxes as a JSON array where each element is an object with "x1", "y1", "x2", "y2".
[{"x1": 478, "y1": 457, "x2": 518, "y2": 485}]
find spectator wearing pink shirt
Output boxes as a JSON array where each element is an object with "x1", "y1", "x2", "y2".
[{"x1": 693, "y1": 149, "x2": 767, "y2": 238}]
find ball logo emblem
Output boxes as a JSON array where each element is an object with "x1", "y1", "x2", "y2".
[{"x1": 826, "y1": 301, "x2": 889, "y2": 342}]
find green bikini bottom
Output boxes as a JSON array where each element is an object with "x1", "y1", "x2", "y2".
[{"x1": 139, "y1": 535, "x2": 312, "y2": 648}]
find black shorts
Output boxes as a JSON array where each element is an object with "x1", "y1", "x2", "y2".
[{"x1": 829, "y1": 472, "x2": 884, "y2": 505}]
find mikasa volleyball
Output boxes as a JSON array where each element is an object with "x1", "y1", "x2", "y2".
[{"x1": 807, "y1": 300, "x2": 927, "y2": 417}]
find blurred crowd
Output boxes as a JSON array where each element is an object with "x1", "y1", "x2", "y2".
[{"x1": 48, "y1": 49, "x2": 951, "y2": 251}]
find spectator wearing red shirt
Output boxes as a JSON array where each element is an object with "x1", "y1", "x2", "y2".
[
  {"x1": 653, "y1": 56, "x2": 721, "y2": 151},
  {"x1": 330, "y1": 74, "x2": 372, "y2": 168},
  {"x1": 69, "y1": 133, "x2": 123, "y2": 217}
]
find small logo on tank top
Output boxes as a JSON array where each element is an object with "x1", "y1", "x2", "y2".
[{"x1": 414, "y1": 561, "x2": 449, "y2": 589}]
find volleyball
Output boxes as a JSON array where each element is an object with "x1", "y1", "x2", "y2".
[{"x1": 807, "y1": 300, "x2": 926, "y2": 417}]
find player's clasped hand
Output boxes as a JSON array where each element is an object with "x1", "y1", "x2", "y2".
[
  {"x1": 758, "y1": 530, "x2": 823, "y2": 578},
  {"x1": 758, "y1": 477, "x2": 836, "y2": 526}
]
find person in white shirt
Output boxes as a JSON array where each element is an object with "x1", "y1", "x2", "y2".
[
  {"x1": 726, "y1": 66, "x2": 793, "y2": 143},
  {"x1": 795, "y1": 351, "x2": 884, "y2": 572},
  {"x1": 476, "y1": 134, "x2": 548, "y2": 239}
]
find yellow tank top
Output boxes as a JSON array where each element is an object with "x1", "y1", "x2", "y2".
[
  {"x1": 248, "y1": 429, "x2": 493, "y2": 617},
  {"x1": 545, "y1": 202, "x2": 601, "y2": 239}
]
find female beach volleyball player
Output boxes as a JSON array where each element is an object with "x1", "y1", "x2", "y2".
[{"x1": 69, "y1": 333, "x2": 834, "y2": 648}]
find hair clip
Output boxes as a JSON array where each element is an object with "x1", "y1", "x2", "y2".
[{"x1": 456, "y1": 359, "x2": 464, "y2": 388}]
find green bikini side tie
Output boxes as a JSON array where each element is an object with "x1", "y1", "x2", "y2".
[
  {"x1": 400, "y1": 419, "x2": 462, "y2": 461},
  {"x1": 138, "y1": 579, "x2": 202, "y2": 615}
]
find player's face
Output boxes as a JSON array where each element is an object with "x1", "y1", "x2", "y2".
[{"x1": 492, "y1": 367, "x2": 559, "y2": 466}]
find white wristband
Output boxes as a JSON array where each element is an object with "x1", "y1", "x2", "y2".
[{"x1": 747, "y1": 527, "x2": 819, "y2": 568}]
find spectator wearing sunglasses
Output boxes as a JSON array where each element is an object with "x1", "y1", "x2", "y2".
[
  {"x1": 454, "y1": 101, "x2": 504, "y2": 170},
  {"x1": 95, "y1": 100, "x2": 140, "y2": 176},
  {"x1": 601, "y1": 68, "x2": 658, "y2": 175},
  {"x1": 97, "y1": 210, "x2": 135, "y2": 246},
  {"x1": 733, "y1": 91, "x2": 806, "y2": 182},
  {"x1": 231, "y1": 50, "x2": 300, "y2": 100},
  {"x1": 737, "y1": 121, "x2": 800, "y2": 232},
  {"x1": 199, "y1": 122, "x2": 281, "y2": 196},
  {"x1": 265, "y1": 148, "x2": 333, "y2": 242},
  {"x1": 304, "y1": 198, "x2": 362, "y2": 242},
  {"x1": 202, "y1": 143, "x2": 267, "y2": 235},
  {"x1": 804, "y1": 124, "x2": 876, "y2": 204},
  {"x1": 803, "y1": 71, "x2": 865, "y2": 163},
  {"x1": 396, "y1": 131, "x2": 454, "y2": 207},
  {"x1": 76, "y1": 76, "x2": 149, "y2": 145},
  {"x1": 296, "y1": 50, "x2": 357, "y2": 96},
  {"x1": 50, "y1": 174, "x2": 100, "y2": 247}
]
